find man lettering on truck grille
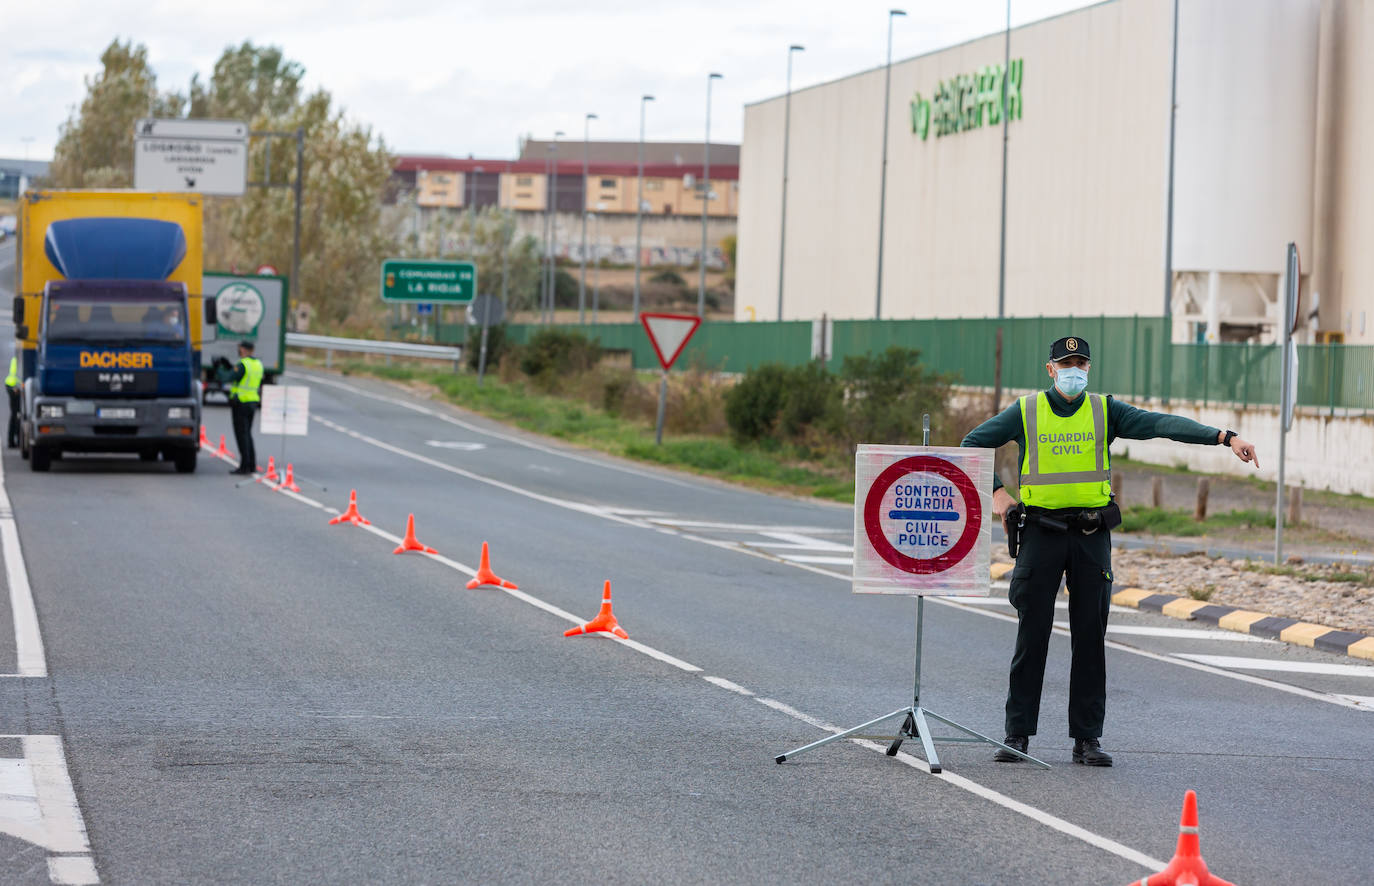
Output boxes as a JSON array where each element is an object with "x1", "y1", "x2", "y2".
[
  {"x1": 227, "y1": 340, "x2": 262, "y2": 476},
  {"x1": 960, "y1": 335, "x2": 1259, "y2": 767}
]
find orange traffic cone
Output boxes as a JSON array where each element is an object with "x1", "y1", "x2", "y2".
[
  {"x1": 276, "y1": 463, "x2": 301, "y2": 493},
  {"x1": 215, "y1": 434, "x2": 230, "y2": 458},
  {"x1": 328, "y1": 489, "x2": 371, "y2": 526},
  {"x1": 257, "y1": 456, "x2": 280, "y2": 484},
  {"x1": 1127, "y1": 791, "x2": 1235, "y2": 886},
  {"x1": 199, "y1": 425, "x2": 211, "y2": 447},
  {"x1": 563, "y1": 580, "x2": 629, "y2": 639},
  {"x1": 465, "y1": 542, "x2": 518, "y2": 589},
  {"x1": 393, "y1": 514, "x2": 438, "y2": 554}
]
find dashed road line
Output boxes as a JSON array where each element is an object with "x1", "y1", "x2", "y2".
[{"x1": 248, "y1": 415, "x2": 1170, "y2": 874}]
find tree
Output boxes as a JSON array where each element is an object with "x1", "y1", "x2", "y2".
[
  {"x1": 49, "y1": 39, "x2": 183, "y2": 188},
  {"x1": 188, "y1": 42, "x2": 302, "y2": 121}
]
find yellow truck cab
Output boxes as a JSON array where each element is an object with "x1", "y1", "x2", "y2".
[{"x1": 13, "y1": 191, "x2": 210, "y2": 472}]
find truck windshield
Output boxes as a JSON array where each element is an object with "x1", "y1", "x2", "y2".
[{"x1": 46, "y1": 293, "x2": 187, "y2": 345}]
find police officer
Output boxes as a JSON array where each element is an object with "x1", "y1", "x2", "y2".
[
  {"x1": 227, "y1": 340, "x2": 263, "y2": 476},
  {"x1": 5, "y1": 354, "x2": 20, "y2": 449},
  {"x1": 961, "y1": 336, "x2": 1259, "y2": 766}
]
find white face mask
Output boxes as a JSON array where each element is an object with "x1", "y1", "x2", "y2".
[{"x1": 1054, "y1": 366, "x2": 1088, "y2": 397}]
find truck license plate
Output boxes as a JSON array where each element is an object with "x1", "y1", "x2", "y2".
[{"x1": 97, "y1": 408, "x2": 136, "y2": 420}]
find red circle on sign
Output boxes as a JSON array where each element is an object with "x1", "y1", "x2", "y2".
[
  {"x1": 256, "y1": 264, "x2": 278, "y2": 276},
  {"x1": 863, "y1": 455, "x2": 982, "y2": 575}
]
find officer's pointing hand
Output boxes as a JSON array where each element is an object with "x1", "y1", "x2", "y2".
[{"x1": 1230, "y1": 435, "x2": 1259, "y2": 469}]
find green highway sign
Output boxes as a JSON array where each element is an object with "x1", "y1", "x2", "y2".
[{"x1": 381, "y1": 259, "x2": 476, "y2": 303}]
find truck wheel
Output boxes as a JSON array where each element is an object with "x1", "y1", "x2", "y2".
[
  {"x1": 172, "y1": 449, "x2": 198, "y2": 473},
  {"x1": 30, "y1": 446, "x2": 50, "y2": 472}
]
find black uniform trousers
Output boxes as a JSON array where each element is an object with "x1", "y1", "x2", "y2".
[
  {"x1": 230, "y1": 398, "x2": 257, "y2": 472},
  {"x1": 6, "y1": 386, "x2": 20, "y2": 448},
  {"x1": 1005, "y1": 518, "x2": 1113, "y2": 739}
]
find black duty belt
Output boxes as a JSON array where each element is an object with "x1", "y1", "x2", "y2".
[{"x1": 1006, "y1": 501, "x2": 1121, "y2": 558}]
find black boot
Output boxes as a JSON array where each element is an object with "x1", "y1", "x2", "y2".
[
  {"x1": 993, "y1": 735, "x2": 1029, "y2": 762},
  {"x1": 1072, "y1": 738, "x2": 1113, "y2": 766}
]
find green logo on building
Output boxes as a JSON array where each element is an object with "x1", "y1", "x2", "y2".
[{"x1": 910, "y1": 59, "x2": 1023, "y2": 141}]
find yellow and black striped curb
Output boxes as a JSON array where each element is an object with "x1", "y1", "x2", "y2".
[{"x1": 987, "y1": 562, "x2": 1374, "y2": 663}]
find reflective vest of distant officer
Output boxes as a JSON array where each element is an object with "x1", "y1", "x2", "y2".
[
  {"x1": 6, "y1": 356, "x2": 20, "y2": 449},
  {"x1": 227, "y1": 341, "x2": 262, "y2": 476}
]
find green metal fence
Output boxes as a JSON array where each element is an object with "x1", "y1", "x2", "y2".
[{"x1": 471, "y1": 317, "x2": 1374, "y2": 412}]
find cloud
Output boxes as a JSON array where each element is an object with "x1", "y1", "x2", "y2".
[{"x1": 0, "y1": 0, "x2": 1096, "y2": 159}]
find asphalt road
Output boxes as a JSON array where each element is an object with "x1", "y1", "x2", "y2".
[{"x1": 0, "y1": 247, "x2": 1371, "y2": 883}]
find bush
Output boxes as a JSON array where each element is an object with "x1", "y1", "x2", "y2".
[
  {"x1": 465, "y1": 323, "x2": 508, "y2": 372},
  {"x1": 725, "y1": 363, "x2": 790, "y2": 441},
  {"x1": 518, "y1": 328, "x2": 603, "y2": 388},
  {"x1": 553, "y1": 268, "x2": 579, "y2": 308},
  {"x1": 650, "y1": 269, "x2": 687, "y2": 286},
  {"x1": 837, "y1": 346, "x2": 951, "y2": 447},
  {"x1": 779, "y1": 360, "x2": 841, "y2": 438}
]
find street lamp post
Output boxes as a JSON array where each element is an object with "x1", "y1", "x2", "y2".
[
  {"x1": 994, "y1": 0, "x2": 1011, "y2": 412},
  {"x1": 699, "y1": 72, "x2": 723, "y2": 318},
  {"x1": 633, "y1": 94, "x2": 655, "y2": 322},
  {"x1": 874, "y1": 8, "x2": 906, "y2": 320},
  {"x1": 592, "y1": 205, "x2": 604, "y2": 324},
  {"x1": 542, "y1": 145, "x2": 554, "y2": 325},
  {"x1": 468, "y1": 164, "x2": 484, "y2": 245},
  {"x1": 778, "y1": 45, "x2": 804, "y2": 321},
  {"x1": 579, "y1": 113, "x2": 597, "y2": 325},
  {"x1": 548, "y1": 131, "x2": 564, "y2": 324}
]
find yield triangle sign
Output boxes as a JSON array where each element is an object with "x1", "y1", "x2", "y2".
[{"x1": 640, "y1": 312, "x2": 702, "y2": 370}]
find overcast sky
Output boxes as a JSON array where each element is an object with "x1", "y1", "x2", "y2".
[{"x1": 2, "y1": 0, "x2": 1100, "y2": 162}]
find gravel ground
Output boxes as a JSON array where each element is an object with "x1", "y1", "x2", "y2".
[{"x1": 993, "y1": 545, "x2": 1374, "y2": 637}]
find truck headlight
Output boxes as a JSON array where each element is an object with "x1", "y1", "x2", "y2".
[
  {"x1": 39, "y1": 404, "x2": 64, "y2": 419},
  {"x1": 168, "y1": 406, "x2": 193, "y2": 420}
]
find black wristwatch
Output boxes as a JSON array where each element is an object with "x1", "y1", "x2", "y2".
[{"x1": 1222, "y1": 430, "x2": 1237, "y2": 447}]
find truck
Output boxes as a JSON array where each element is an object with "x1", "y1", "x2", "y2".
[
  {"x1": 200, "y1": 270, "x2": 287, "y2": 400},
  {"x1": 12, "y1": 190, "x2": 211, "y2": 472}
]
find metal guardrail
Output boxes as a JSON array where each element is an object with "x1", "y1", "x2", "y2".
[{"x1": 285, "y1": 333, "x2": 463, "y2": 370}]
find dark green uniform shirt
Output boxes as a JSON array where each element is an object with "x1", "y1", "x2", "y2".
[{"x1": 960, "y1": 386, "x2": 1222, "y2": 492}]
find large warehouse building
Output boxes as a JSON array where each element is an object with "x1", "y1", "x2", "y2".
[{"x1": 737, "y1": 0, "x2": 1373, "y2": 346}]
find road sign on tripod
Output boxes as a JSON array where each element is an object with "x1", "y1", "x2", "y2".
[{"x1": 776, "y1": 422, "x2": 1048, "y2": 773}]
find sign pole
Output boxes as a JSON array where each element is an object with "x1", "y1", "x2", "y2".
[
  {"x1": 775, "y1": 418, "x2": 1050, "y2": 772},
  {"x1": 1275, "y1": 242, "x2": 1298, "y2": 564},
  {"x1": 654, "y1": 371, "x2": 668, "y2": 445}
]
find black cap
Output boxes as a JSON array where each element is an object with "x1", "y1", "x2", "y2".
[
  {"x1": 238, "y1": 340, "x2": 255, "y2": 352},
  {"x1": 1049, "y1": 336, "x2": 1090, "y2": 361}
]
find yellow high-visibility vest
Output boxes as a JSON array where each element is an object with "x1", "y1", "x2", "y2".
[
  {"x1": 1017, "y1": 392, "x2": 1112, "y2": 509},
  {"x1": 4, "y1": 358, "x2": 17, "y2": 389},
  {"x1": 230, "y1": 356, "x2": 263, "y2": 403}
]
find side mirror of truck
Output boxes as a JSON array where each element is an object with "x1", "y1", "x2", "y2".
[
  {"x1": 203, "y1": 297, "x2": 217, "y2": 342},
  {"x1": 11, "y1": 296, "x2": 22, "y2": 324},
  {"x1": 14, "y1": 325, "x2": 27, "y2": 341}
]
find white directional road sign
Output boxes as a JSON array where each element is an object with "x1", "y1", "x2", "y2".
[
  {"x1": 134, "y1": 118, "x2": 248, "y2": 196},
  {"x1": 852, "y1": 444, "x2": 993, "y2": 596}
]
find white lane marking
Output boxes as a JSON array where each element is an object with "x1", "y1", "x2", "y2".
[
  {"x1": 649, "y1": 519, "x2": 842, "y2": 533},
  {"x1": 703, "y1": 676, "x2": 754, "y2": 696},
  {"x1": 1053, "y1": 622, "x2": 1276, "y2": 643},
  {"x1": 425, "y1": 441, "x2": 486, "y2": 451},
  {"x1": 1174, "y1": 655, "x2": 1374, "y2": 677},
  {"x1": 250, "y1": 432, "x2": 1163, "y2": 874},
  {"x1": 940, "y1": 596, "x2": 1135, "y2": 615},
  {"x1": 307, "y1": 412, "x2": 1370, "y2": 712},
  {"x1": 49, "y1": 856, "x2": 100, "y2": 884},
  {"x1": 1336, "y1": 695, "x2": 1374, "y2": 709},
  {"x1": 752, "y1": 531, "x2": 852, "y2": 552},
  {"x1": 0, "y1": 735, "x2": 98, "y2": 882},
  {"x1": 777, "y1": 555, "x2": 855, "y2": 565},
  {"x1": 296, "y1": 371, "x2": 701, "y2": 490},
  {"x1": 0, "y1": 450, "x2": 46, "y2": 677}
]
